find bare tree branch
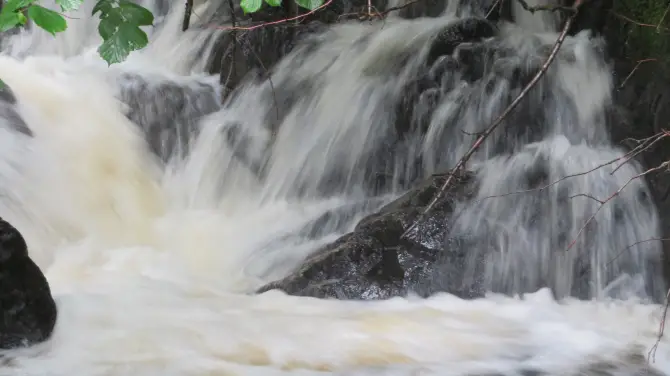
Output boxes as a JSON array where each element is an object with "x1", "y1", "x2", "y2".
[
  {"x1": 215, "y1": 0, "x2": 334, "y2": 31},
  {"x1": 657, "y1": 3, "x2": 670, "y2": 32},
  {"x1": 605, "y1": 238, "x2": 670, "y2": 268},
  {"x1": 565, "y1": 161, "x2": 670, "y2": 253},
  {"x1": 618, "y1": 58, "x2": 659, "y2": 90},
  {"x1": 609, "y1": 10, "x2": 670, "y2": 32},
  {"x1": 485, "y1": 0, "x2": 504, "y2": 19},
  {"x1": 650, "y1": 289, "x2": 670, "y2": 363},
  {"x1": 611, "y1": 130, "x2": 669, "y2": 174},
  {"x1": 401, "y1": 0, "x2": 585, "y2": 239}
]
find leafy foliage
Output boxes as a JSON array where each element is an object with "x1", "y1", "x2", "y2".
[
  {"x1": 27, "y1": 4, "x2": 66, "y2": 34},
  {"x1": 240, "y1": 0, "x2": 262, "y2": 13},
  {"x1": 0, "y1": 0, "x2": 152, "y2": 65},
  {"x1": 0, "y1": 0, "x2": 42, "y2": 32},
  {"x1": 0, "y1": 0, "x2": 324, "y2": 68},
  {"x1": 293, "y1": 0, "x2": 323, "y2": 11},
  {"x1": 242, "y1": 0, "x2": 323, "y2": 14},
  {"x1": 55, "y1": 0, "x2": 83, "y2": 11},
  {"x1": 93, "y1": 0, "x2": 153, "y2": 64}
]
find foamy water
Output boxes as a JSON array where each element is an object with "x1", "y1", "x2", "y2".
[{"x1": 0, "y1": 0, "x2": 669, "y2": 375}]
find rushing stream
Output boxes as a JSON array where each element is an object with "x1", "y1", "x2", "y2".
[{"x1": 0, "y1": 0, "x2": 669, "y2": 374}]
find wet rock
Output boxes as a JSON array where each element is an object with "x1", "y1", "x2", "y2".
[
  {"x1": 0, "y1": 84, "x2": 31, "y2": 137},
  {"x1": 608, "y1": 74, "x2": 670, "y2": 288},
  {"x1": 0, "y1": 217, "x2": 57, "y2": 350},
  {"x1": 427, "y1": 18, "x2": 497, "y2": 65},
  {"x1": 257, "y1": 171, "x2": 478, "y2": 299},
  {"x1": 206, "y1": 20, "x2": 327, "y2": 96},
  {"x1": 115, "y1": 74, "x2": 222, "y2": 162}
]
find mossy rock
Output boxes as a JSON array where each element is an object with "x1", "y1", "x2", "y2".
[{"x1": 609, "y1": 0, "x2": 670, "y2": 79}]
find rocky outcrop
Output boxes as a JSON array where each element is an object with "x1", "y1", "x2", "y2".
[
  {"x1": 252, "y1": 4, "x2": 670, "y2": 302},
  {"x1": 571, "y1": 0, "x2": 670, "y2": 285},
  {"x1": 0, "y1": 217, "x2": 57, "y2": 350},
  {"x1": 185, "y1": 0, "x2": 670, "y2": 302},
  {"x1": 114, "y1": 73, "x2": 223, "y2": 162},
  {"x1": 257, "y1": 171, "x2": 479, "y2": 299}
]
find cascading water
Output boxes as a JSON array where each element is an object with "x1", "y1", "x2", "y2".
[{"x1": 0, "y1": 0, "x2": 669, "y2": 374}]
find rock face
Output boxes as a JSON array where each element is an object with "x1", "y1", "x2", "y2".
[
  {"x1": 0, "y1": 218, "x2": 57, "y2": 350},
  {"x1": 584, "y1": 0, "x2": 670, "y2": 284},
  {"x1": 251, "y1": 5, "x2": 670, "y2": 301},
  {"x1": 114, "y1": 73, "x2": 223, "y2": 163},
  {"x1": 128, "y1": 0, "x2": 670, "y2": 302},
  {"x1": 257, "y1": 171, "x2": 479, "y2": 299}
]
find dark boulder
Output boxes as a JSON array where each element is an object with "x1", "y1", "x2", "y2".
[
  {"x1": 114, "y1": 73, "x2": 223, "y2": 163},
  {"x1": 257, "y1": 170, "x2": 478, "y2": 299},
  {"x1": 427, "y1": 18, "x2": 498, "y2": 65},
  {"x1": 0, "y1": 84, "x2": 31, "y2": 137},
  {"x1": 0, "y1": 217, "x2": 57, "y2": 350}
]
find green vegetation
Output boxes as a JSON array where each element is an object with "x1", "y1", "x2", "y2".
[
  {"x1": 612, "y1": 0, "x2": 670, "y2": 64},
  {"x1": 240, "y1": 0, "x2": 322, "y2": 14},
  {"x1": 0, "y1": 0, "x2": 323, "y2": 66},
  {"x1": 0, "y1": 0, "x2": 154, "y2": 64}
]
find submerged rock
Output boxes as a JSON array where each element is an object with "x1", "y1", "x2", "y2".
[
  {"x1": 0, "y1": 218, "x2": 57, "y2": 350},
  {"x1": 0, "y1": 83, "x2": 31, "y2": 137},
  {"x1": 257, "y1": 171, "x2": 479, "y2": 299},
  {"x1": 114, "y1": 73, "x2": 223, "y2": 163}
]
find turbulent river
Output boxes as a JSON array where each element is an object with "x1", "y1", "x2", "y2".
[{"x1": 0, "y1": 0, "x2": 669, "y2": 374}]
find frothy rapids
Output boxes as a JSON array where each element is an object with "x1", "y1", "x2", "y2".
[{"x1": 0, "y1": 0, "x2": 669, "y2": 374}]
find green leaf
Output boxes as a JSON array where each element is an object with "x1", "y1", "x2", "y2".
[
  {"x1": 97, "y1": 14, "x2": 118, "y2": 39},
  {"x1": 97, "y1": 23, "x2": 148, "y2": 65},
  {"x1": 294, "y1": 0, "x2": 322, "y2": 10},
  {"x1": 27, "y1": 5, "x2": 67, "y2": 35},
  {"x1": 0, "y1": 10, "x2": 22, "y2": 32},
  {"x1": 55, "y1": 0, "x2": 84, "y2": 11},
  {"x1": 2, "y1": 0, "x2": 36, "y2": 12},
  {"x1": 240, "y1": 0, "x2": 262, "y2": 13},
  {"x1": 117, "y1": 1, "x2": 153, "y2": 26},
  {"x1": 17, "y1": 11, "x2": 27, "y2": 24},
  {"x1": 264, "y1": 0, "x2": 282, "y2": 7},
  {"x1": 91, "y1": 0, "x2": 113, "y2": 16}
]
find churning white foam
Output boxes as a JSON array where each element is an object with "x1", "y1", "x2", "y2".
[{"x1": 0, "y1": 0, "x2": 668, "y2": 375}]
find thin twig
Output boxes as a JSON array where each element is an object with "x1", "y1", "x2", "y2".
[
  {"x1": 609, "y1": 10, "x2": 670, "y2": 32},
  {"x1": 565, "y1": 161, "x2": 670, "y2": 253},
  {"x1": 657, "y1": 3, "x2": 670, "y2": 33},
  {"x1": 464, "y1": 132, "x2": 667, "y2": 205},
  {"x1": 400, "y1": 0, "x2": 584, "y2": 239},
  {"x1": 239, "y1": 38, "x2": 281, "y2": 122},
  {"x1": 605, "y1": 238, "x2": 670, "y2": 269},
  {"x1": 215, "y1": 0, "x2": 334, "y2": 31},
  {"x1": 569, "y1": 193, "x2": 604, "y2": 204},
  {"x1": 649, "y1": 288, "x2": 670, "y2": 363},
  {"x1": 610, "y1": 129, "x2": 668, "y2": 174},
  {"x1": 485, "y1": 0, "x2": 504, "y2": 19},
  {"x1": 618, "y1": 58, "x2": 658, "y2": 90},
  {"x1": 220, "y1": 0, "x2": 238, "y2": 88},
  {"x1": 337, "y1": 0, "x2": 420, "y2": 20}
]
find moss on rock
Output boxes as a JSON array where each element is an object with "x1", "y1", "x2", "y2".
[{"x1": 610, "y1": 0, "x2": 670, "y2": 77}]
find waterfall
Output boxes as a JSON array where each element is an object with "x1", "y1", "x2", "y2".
[{"x1": 0, "y1": 0, "x2": 668, "y2": 374}]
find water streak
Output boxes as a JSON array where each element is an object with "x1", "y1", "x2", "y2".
[{"x1": 0, "y1": 0, "x2": 667, "y2": 374}]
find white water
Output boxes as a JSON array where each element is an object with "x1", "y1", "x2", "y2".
[{"x1": 0, "y1": 0, "x2": 669, "y2": 375}]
